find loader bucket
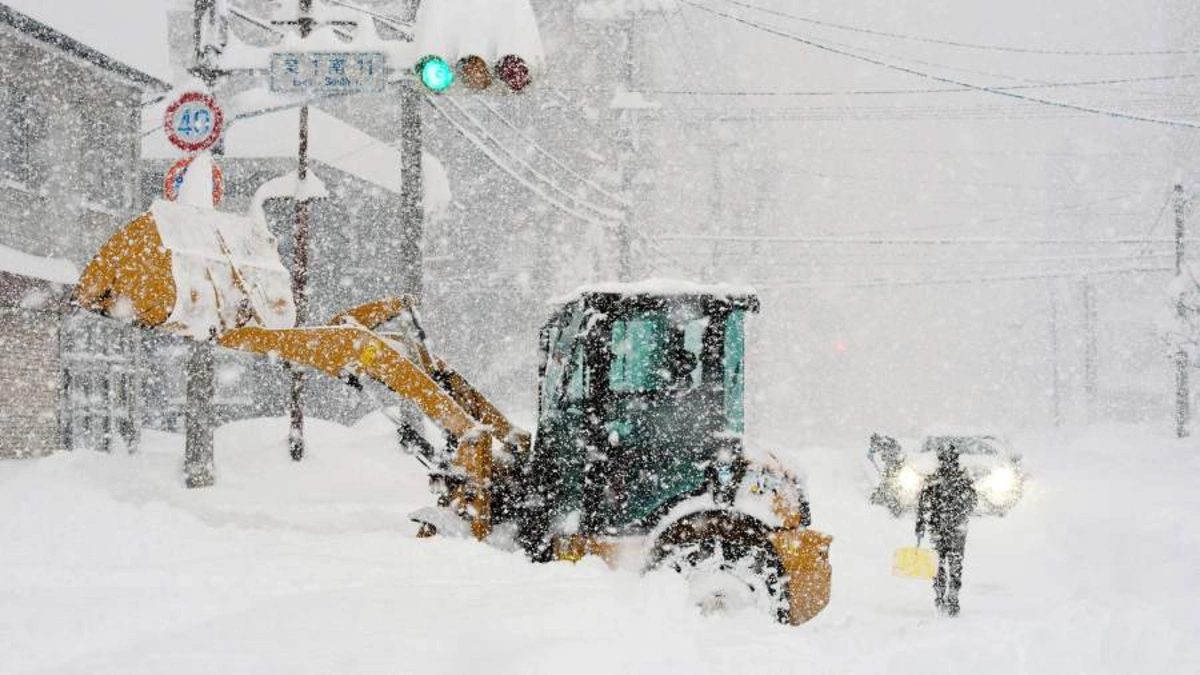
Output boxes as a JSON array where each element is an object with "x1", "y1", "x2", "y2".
[{"x1": 76, "y1": 199, "x2": 295, "y2": 339}]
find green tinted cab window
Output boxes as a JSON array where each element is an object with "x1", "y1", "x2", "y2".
[{"x1": 609, "y1": 315, "x2": 666, "y2": 393}]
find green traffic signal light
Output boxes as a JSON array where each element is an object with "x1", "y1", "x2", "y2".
[{"x1": 417, "y1": 56, "x2": 455, "y2": 93}]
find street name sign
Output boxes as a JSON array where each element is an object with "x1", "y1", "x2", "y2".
[{"x1": 270, "y1": 52, "x2": 387, "y2": 93}]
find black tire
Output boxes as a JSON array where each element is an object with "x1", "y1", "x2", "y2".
[{"x1": 648, "y1": 513, "x2": 791, "y2": 624}]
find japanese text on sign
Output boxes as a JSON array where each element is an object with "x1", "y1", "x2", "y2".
[{"x1": 270, "y1": 52, "x2": 387, "y2": 93}]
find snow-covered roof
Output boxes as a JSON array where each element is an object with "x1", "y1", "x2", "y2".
[
  {"x1": 143, "y1": 103, "x2": 451, "y2": 215},
  {"x1": 1, "y1": 0, "x2": 171, "y2": 84},
  {"x1": 0, "y1": 243, "x2": 79, "y2": 285},
  {"x1": 414, "y1": 0, "x2": 546, "y2": 72}
]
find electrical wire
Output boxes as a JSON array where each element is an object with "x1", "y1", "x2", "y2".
[
  {"x1": 681, "y1": 0, "x2": 1200, "y2": 130},
  {"x1": 654, "y1": 234, "x2": 1181, "y2": 246},
  {"x1": 443, "y1": 98, "x2": 622, "y2": 221},
  {"x1": 474, "y1": 99, "x2": 631, "y2": 208},
  {"x1": 714, "y1": 0, "x2": 1200, "y2": 57},
  {"x1": 755, "y1": 265, "x2": 1173, "y2": 291},
  {"x1": 549, "y1": 73, "x2": 1199, "y2": 99},
  {"x1": 426, "y1": 96, "x2": 618, "y2": 232},
  {"x1": 323, "y1": 0, "x2": 413, "y2": 37}
]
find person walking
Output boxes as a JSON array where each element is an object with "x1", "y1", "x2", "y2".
[{"x1": 915, "y1": 441, "x2": 978, "y2": 616}]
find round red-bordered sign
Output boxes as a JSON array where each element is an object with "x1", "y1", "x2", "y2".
[
  {"x1": 163, "y1": 156, "x2": 224, "y2": 206},
  {"x1": 163, "y1": 92, "x2": 225, "y2": 153}
]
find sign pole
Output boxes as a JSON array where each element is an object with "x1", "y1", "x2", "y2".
[{"x1": 289, "y1": 0, "x2": 315, "y2": 462}]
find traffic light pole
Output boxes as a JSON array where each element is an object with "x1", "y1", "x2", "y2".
[
  {"x1": 399, "y1": 78, "x2": 425, "y2": 300},
  {"x1": 184, "y1": 0, "x2": 223, "y2": 488}
]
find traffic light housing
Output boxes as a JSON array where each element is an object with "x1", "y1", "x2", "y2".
[
  {"x1": 416, "y1": 53, "x2": 534, "y2": 94},
  {"x1": 417, "y1": 55, "x2": 455, "y2": 93}
]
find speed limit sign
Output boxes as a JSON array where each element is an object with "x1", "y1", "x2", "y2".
[{"x1": 163, "y1": 92, "x2": 224, "y2": 153}]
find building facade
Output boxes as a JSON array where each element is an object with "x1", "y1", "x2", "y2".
[{"x1": 0, "y1": 3, "x2": 167, "y2": 457}]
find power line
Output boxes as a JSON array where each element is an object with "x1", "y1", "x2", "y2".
[
  {"x1": 714, "y1": 0, "x2": 1200, "y2": 57},
  {"x1": 757, "y1": 265, "x2": 1173, "y2": 291},
  {"x1": 681, "y1": 1, "x2": 1200, "y2": 130},
  {"x1": 474, "y1": 99, "x2": 631, "y2": 208},
  {"x1": 323, "y1": 0, "x2": 413, "y2": 37},
  {"x1": 442, "y1": 97, "x2": 622, "y2": 221},
  {"x1": 550, "y1": 73, "x2": 1199, "y2": 98},
  {"x1": 655, "y1": 234, "x2": 1181, "y2": 246},
  {"x1": 425, "y1": 97, "x2": 618, "y2": 232}
]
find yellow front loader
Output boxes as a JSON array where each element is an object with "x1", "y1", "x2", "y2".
[{"x1": 75, "y1": 200, "x2": 832, "y2": 624}]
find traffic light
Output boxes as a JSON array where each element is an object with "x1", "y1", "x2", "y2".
[
  {"x1": 417, "y1": 55, "x2": 455, "y2": 93},
  {"x1": 415, "y1": 53, "x2": 534, "y2": 94}
]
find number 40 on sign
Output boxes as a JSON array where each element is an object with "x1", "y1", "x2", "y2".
[{"x1": 163, "y1": 92, "x2": 224, "y2": 153}]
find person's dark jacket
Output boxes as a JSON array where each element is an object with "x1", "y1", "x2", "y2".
[{"x1": 915, "y1": 461, "x2": 978, "y2": 547}]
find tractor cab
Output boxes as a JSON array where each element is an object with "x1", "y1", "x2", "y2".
[{"x1": 528, "y1": 285, "x2": 759, "y2": 539}]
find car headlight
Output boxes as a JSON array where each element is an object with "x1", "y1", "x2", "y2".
[
  {"x1": 896, "y1": 466, "x2": 922, "y2": 493},
  {"x1": 981, "y1": 466, "x2": 1018, "y2": 500}
]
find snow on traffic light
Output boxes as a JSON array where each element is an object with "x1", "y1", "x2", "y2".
[{"x1": 413, "y1": 0, "x2": 545, "y2": 94}]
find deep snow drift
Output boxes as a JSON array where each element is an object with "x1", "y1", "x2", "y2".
[{"x1": 2, "y1": 417, "x2": 1197, "y2": 674}]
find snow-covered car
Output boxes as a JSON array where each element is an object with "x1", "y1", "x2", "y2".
[{"x1": 868, "y1": 433, "x2": 1026, "y2": 517}]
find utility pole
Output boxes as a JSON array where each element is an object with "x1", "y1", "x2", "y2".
[
  {"x1": 616, "y1": 18, "x2": 636, "y2": 282},
  {"x1": 399, "y1": 77, "x2": 425, "y2": 300},
  {"x1": 1082, "y1": 275, "x2": 1098, "y2": 423},
  {"x1": 184, "y1": 0, "x2": 225, "y2": 488},
  {"x1": 288, "y1": 0, "x2": 315, "y2": 461},
  {"x1": 1175, "y1": 183, "x2": 1191, "y2": 438},
  {"x1": 1049, "y1": 281, "x2": 1062, "y2": 428}
]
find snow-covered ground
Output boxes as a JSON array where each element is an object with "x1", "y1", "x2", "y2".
[{"x1": 2, "y1": 417, "x2": 1198, "y2": 674}]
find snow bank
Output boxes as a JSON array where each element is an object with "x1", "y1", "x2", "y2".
[
  {"x1": 0, "y1": 243, "x2": 78, "y2": 285},
  {"x1": 2, "y1": 421, "x2": 1198, "y2": 674}
]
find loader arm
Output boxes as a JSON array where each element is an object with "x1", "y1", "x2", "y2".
[{"x1": 73, "y1": 201, "x2": 523, "y2": 540}]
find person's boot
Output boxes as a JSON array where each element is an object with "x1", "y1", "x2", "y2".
[{"x1": 945, "y1": 589, "x2": 960, "y2": 617}]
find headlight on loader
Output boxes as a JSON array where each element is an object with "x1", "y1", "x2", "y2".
[{"x1": 896, "y1": 466, "x2": 922, "y2": 493}]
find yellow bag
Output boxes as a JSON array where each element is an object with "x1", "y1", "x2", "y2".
[{"x1": 892, "y1": 546, "x2": 937, "y2": 579}]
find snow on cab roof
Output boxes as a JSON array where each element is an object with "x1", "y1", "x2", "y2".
[
  {"x1": 0, "y1": 244, "x2": 78, "y2": 285},
  {"x1": 551, "y1": 279, "x2": 759, "y2": 305}
]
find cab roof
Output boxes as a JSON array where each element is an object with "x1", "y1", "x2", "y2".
[{"x1": 550, "y1": 279, "x2": 760, "y2": 311}]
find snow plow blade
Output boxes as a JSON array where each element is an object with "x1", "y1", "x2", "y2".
[
  {"x1": 770, "y1": 529, "x2": 833, "y2": 624},
  {"x1": 892, "y1": 546, "x2": 937, "y2": 579}
]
